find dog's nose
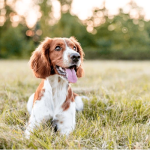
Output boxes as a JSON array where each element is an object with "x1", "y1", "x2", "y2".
[{"x1": 70, "y1": 53, "x2": 80, "y2": 63}]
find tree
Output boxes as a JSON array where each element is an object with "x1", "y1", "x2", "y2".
[
  {"x1": 37, "y1": 0, "x2": 52, "y2": 39},
  {"x1": 51, "y1": 12, "x2": 95, "y2": 51},
  {"x1": 57, "y1": 0, "x2": 73, "y2": 14}
]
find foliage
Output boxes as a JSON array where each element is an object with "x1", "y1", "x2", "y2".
[
  {"x1": 0, "y1": 26, "x2": 34, "y2": 58},
  {"x1": 0, "y1": 0, "x2": 150, "y2": 59},
  {"x1": 0, "y1": 2, "x2": 35, "y2": 58},
  {"x1": 37, "y1": 0, "x2": 52, "y2": 39},
  {"x1": 50, "y1": 13, "x2": 95, "y2": 48}
]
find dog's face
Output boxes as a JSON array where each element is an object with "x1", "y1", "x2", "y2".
[{"x1": 30, "y1": 37, "x2": 84, "y2": 83}]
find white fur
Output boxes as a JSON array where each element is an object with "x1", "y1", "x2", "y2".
[
  {"x1": 25, "y1": 75, "x2": 79, "y2": 138},
  {"x1": 27, "y1": 93, "x2": 34, "y2": 115},
  {"x1": 81, "y1": 96, "x2": 90, "y2": 101},
  {"x1": 75, "y1": 96, "x2": 84, "y2": 111},
  {"x1": 63, "y1": 39, "x2": 81, "y2": 67},
  {"x1": 25, "y1": 39, "x2": 83, "y2": 138},
  {"x1": 54, "y1": 101, "x2": 76, "y2": 135}
]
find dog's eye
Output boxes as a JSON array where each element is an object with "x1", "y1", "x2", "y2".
[
  {"x1": 73, "y1": 46, "x2": 76, "y2": 50},
  {"x1": 55, "y1": 46, "x2": 61, "y2": 51}
]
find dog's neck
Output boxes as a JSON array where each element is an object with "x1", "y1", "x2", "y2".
[
  {"x1": 46, "y1": 75, "x2": 69, "y2": 111},
  {"x1": 47, "y1": 74, "x2": 68, "y2": 90}
]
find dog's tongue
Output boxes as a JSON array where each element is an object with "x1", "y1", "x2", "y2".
[{"x1": 66, "y1": 68, "x2": 77, "y2": 83}]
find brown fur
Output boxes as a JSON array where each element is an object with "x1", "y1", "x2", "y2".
[
  {"x1": 29, "y1": 38, "x2": 52, "y2": 78},
  {"x1": 29, "y1": 37, "x2": 84, "y2": 110},
  {"x1": 33, "y1": 80, "x2": 45, "y2": 105},
  {"x1": 30, "y1": 37, "x2": 84, "y2": 79},
  {"x1": 62, "y1": 86, "x2": 74, "y2": 111},
  {"x1": 73, "y1": 92, "x2": 78, "y2": 98}
]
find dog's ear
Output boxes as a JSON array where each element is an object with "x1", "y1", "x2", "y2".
[
  {"x1": 29, "y1": 37, "x2": 52, "y2": 79},
  {"x1": 70, "y1": 37, "x2": 84, "y2": 78},
  {"x1": 76, "y1": 65, "x2": 84, "y2": 78}
]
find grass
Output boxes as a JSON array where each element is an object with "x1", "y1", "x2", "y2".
[{"x1": 0, "y1": 60, "x2": 150, "y2": 149}]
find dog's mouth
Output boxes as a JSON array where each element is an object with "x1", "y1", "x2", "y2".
[{"x1": 56, "y1": 65, "x2": 77, "y2": 83}]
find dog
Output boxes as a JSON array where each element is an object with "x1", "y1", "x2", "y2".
[{"x1": 25, "y1": 37, "x2": 84, "y2": 138}]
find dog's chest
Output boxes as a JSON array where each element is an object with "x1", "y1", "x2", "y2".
[{"x1": 46, "y1": 75, "x2": 68, "y2": 116}]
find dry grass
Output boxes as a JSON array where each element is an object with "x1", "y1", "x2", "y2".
[{"x1": 0, "y1": 60, "x2": 150, "y2": 149}]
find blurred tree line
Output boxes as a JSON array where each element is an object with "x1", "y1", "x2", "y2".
[{"x1": 0, "y1": 0, "x2": 150, "y2": 59}]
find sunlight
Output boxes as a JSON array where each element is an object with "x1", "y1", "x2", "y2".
[{"x1": 9, "y1": 0, "x2": 150, "y2": 28}]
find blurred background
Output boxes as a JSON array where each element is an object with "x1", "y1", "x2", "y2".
[{"x1": 0, "y1": 0, "x2": 150, "y2": 60}]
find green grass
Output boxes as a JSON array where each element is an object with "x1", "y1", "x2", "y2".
[{"x1": 1, "y1": 60, "x2": 150, "y2": 149}]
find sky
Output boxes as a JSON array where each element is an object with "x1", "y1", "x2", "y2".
[
  {"x1": 72, "y1": 0, "x2": 150, "y2": 20},
  {"x1": 11, "y1": 0, "x2": 150, "y2": 28}
]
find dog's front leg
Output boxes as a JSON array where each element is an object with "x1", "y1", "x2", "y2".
[
  {"x1": 54, "y1": 102, "x2": 76, "y2": 135},
  {"x1": 25, "y1": 100, "x2": 52, "y2": 139}
]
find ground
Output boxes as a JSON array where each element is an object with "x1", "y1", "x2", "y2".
[{"x1": 0, "y1": 60, "x2": 150, "y2": 149}]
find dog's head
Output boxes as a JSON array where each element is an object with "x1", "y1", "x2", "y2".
[{"x1": 29, "y1": 37, "x2": 84, "y2": 83}]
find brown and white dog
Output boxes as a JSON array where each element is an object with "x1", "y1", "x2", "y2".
[{"x1": 25, "y1": 37, "x2": 84, "y2": 138}]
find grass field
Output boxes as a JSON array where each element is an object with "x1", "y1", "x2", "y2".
[{"x1": 1, "y1": 60, "x2": 150, "y2": 149}]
